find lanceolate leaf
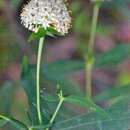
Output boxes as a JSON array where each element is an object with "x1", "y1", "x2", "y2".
[
  {"x1": 8, "y1": 118, "x2": 28, "y2": 130},
  {"x1": 42, "y1": 44, "x2": 130, "y2": 74},
  {"x1": 28, "y1": 27, "x2": 63, "y2": 42},
  {"x1": 52, "y1": 104, "x2": 130, "y2": 130},
  {"x1": 42, "y1": 60, "x2": 84, "y2": 95},
  {"x1": 94, "y1": 84, "x2": 130, "y2": 102},
  {"x1": 30, "y1": 124, "x2": 51, "y2": 129},
  {"x1": 43, "y1": 94, "x2": 59, "y2": 102},
  {"x1": 95, "y1": 44, "x2": 130, "y2": 67},
  {"x1": 42, "y1": 60, "x2": 84, "y2": 78},
  {"x1": 0, "y1": 115, "x2": 28, "y2": 130},
  {"x1": 65, "y1": 96, "x2": 109, "y2": 118}
]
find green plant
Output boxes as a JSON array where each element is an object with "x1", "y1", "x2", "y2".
[{"x1": 1, "y1": 0, "x2": 130, "y2": 130}]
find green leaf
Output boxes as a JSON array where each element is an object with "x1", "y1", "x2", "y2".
[
  {"x1": 42, "y1": 61, "x2": 84, "y2": 96},
  {"x1": 0, "y1": 82, "x2": 15, "y2": 115},
  {"x1": 43, "y1": 60, "x2": 84, "y2": 78},
  {"x1": 28, "y1": 27, "x2": 63, "y2": 42},
  {"x1": 42, "y1": 44, "x2": 130, "y2": 75},
  {"x1": 21, "y1": 57, "x2": 83, "y2": 124},
  {"x1": 21, "y1": 57, "x2": 51, "y2": 125},
  {"x1": 0, "y1": 119, "x2": 8, "y2": 127},
  {"x1": 42, "y1": 60, "x2": 84, "y2": 95},
  {"x1": 52, "y1": 104, "x2": 130, "y2": 130},
  {"x1": 43, "y1": 94, "x2": 59, "y2": 102},
  {"x1": 28, "y1": 28, "x2": 46, "y2": 42},
  {"x1": 95, "y1": 84, "x2": 130, "y2": 102},
  {"x1": 46, "y1": 27, "x2": 64, "y2": 37},
  {"x1": 8, "y1": 118, "x2": 28, "y2": 130},
  {"x1": 47, "y1": 77, "x2": 83, "y2": 96},
  {"x1": 65, "y1": 96, "x2": 109, "y2": 118},
  {"x1": 30, "y1": 124, "x2": 51, "y2": 129},
  {"x1": 95, "y1": 44, "x2": 130, "y2": 67},
  {"x1": 0, "y1": 115, "x2": 28, "y2": 130},
  {"x1": 110, "y1": 95, "x2": 130, "y2": 107},
  {"x1": 21, "y1": 59, "x2": 83, "y2": 107}
]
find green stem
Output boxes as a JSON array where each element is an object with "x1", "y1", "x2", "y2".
[
  {"x1": 0, "y1": 115, "x2": 10, "y2": 122},
  {"x1": 88, "y1": 2, "x2": 100, "y2": 52},
  {"x1": 29, "y1": 128, "x2": 34, "y2": 130},
  {"x1": 86, "y1": 2, "x2": 100, "y2": 97},
  {"x1": 50, "y1": 98, "x2": 64, "y2": 124},
  {"x1": 85, "y1": 61, "x2": 93, "y2": 97},
  {"x1": 36, "y1": 37, "x2": 45, "y2": 124},
  {"x1": 46, "y1": 97, "x2": 64, "y2": 130}
]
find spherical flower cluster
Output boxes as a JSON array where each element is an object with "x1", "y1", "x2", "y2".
[{"x1": 20, "y1": 0, "x2": 71, "y2": 34}]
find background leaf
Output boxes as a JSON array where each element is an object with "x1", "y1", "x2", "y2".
[
  {"x1": 0, "y1": 82, "x2": 15, "y2": 115},
  {"x1": 52, "y1": 104, "x2": 130, "y2": 130},
  {"x1": 42, "y1": 60, "x2": 84, "y2": 96},
  {"x1": 65, "y1": 96, "x2": 109, "y2": 118},
  {"x1": 95, "y1": 84, "x2": 130, "y2": 102},
  {"x1": 21, "y1": 58, "x2": 51, "y2": 125},
  {"x1": 95, "y1": 44, "x2": 130, "y2": 67},
  {"x1": 0, "y1": 119, "x2": 8, "y2": 127},
  {"x1": 0, "y1": 116, "x2": 27, "y2": 130}
]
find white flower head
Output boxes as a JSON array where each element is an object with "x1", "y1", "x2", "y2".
[{"x1": 20, "y1": 0, "x2": 72, "y2": 34}]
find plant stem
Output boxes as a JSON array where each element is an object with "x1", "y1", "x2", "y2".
[
  {"x1": 86, "y1": 2, "x2": 100, "y2": 97},
  {"x1": 36, "y1": 37, "x2": 45, "y2": 124},
  {"x1": 50, "y1": 98, "x2": 64, "y2": 124},
  {"x1": 0, "y1": 115, "x2": 10, "y2": 122},
  {"x1": 85, "y1": 61, "x2": 93, "y2": 97},
  {"x1": 29, "y1": 128, "x2": 34, "y2": 130},
  {"x1": 46, "y1": 97, "x2": 64, "y2": 130}
]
